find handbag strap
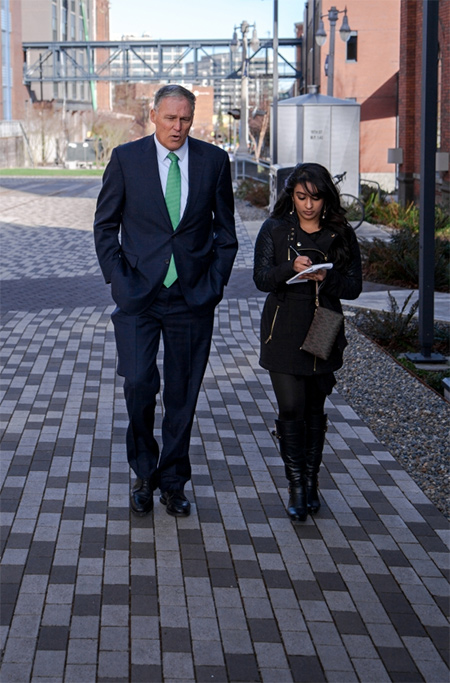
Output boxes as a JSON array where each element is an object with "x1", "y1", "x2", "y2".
[{"x1": 314, "y1": 281, "x2": 319, "y2": 308}]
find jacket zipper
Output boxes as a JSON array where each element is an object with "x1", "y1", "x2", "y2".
[
  {"x1": 264, "y1": 305, "x2": 280, "y2": 343},
  {"x1": 314, "y1": 281, "x2": 320, "y2": 308},
  {"x1": 313, "y1": 281, "x2": 319, "y2": 371}
]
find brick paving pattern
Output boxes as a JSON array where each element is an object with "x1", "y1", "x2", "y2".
[{"x1": 0, "y1": 178, "x2": 449, "y2": 682}]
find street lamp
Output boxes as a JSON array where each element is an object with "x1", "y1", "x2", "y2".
[
  {"x1": 231, "y1": 20, "x2": 260, "y2": 156},
  {"x1": 315, "y1": 6, "x2": 352, "y2": 97},
  {"x1": 82, "y1": 141, "x2": 89, "y2": 167}
]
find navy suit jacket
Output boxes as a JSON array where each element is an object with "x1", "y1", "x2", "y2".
[{"x1": 94, "y1": 134, "x2": 238, "y2": 316}]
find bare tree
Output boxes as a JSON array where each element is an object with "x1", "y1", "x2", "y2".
[
  {"x1": 22, "y1": 102, "x2": 65, "y2": 166},
  {"x1": 91, "y1": 114, "x2": 133, "y2": 165},
  {"x1": 249, "y1": 109, "x2": 270, "y2": 164}
]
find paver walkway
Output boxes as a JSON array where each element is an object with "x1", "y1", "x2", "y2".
[{"x1": 0, "y1": 178, "x2": 449, "y2": 683}]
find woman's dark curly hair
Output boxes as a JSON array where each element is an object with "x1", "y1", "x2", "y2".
[{"x1": 271, "y1": 162, "x2": 354, "y2": 270}]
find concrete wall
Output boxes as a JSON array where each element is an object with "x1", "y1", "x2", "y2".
[
  {"x1": 21, "y1": 0, "x2": 54, "y2": 102},
  {"x1": 0, "y1": 136, "x2": 25, "y2": 168}
]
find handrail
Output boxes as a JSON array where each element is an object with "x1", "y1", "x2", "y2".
[
  {"x1": 360, "y1": 177, "x2": 382, "y2": 200},
  {"x1": 233, "y1": 154, "x2": 270, "y2": 184}
]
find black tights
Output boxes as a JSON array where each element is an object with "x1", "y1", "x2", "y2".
[{"x1": 270, "y1": 372, "x2": 326, "y2": 422}]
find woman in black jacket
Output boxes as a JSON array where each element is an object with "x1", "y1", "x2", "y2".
[{"x1": 253, "y1": 163, "x2": 362, "y2": 522}]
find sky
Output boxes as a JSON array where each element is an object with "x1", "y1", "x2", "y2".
[{"x1": 108, "y1": 0, "x2": 305, "y2": 41}]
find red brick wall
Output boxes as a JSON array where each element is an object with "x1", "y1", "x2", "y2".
[
  {"x1": 95, "y1": 0, "x2": 111, "y2": 112},
  {"x1": 398, "y1": 0, "x2": 449, "y2": 206},
  {"x1": 398, "y1": 0, "x2": 417, "y2": 174}
]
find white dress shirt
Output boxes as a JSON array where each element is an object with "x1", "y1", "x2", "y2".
[{"x1": 154, "y1": 135, "x2": 189, "y2": 220}]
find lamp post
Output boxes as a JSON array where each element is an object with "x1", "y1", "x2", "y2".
[
  {"x1": 315, "y1": 6, "x2": 351, "y2": 97},
  {"x1": 82, "y1": 141, "x2": 89, "y2": 167},
  {"x1": 231, "y1": 20, "x2": 259, "y2": 156}
]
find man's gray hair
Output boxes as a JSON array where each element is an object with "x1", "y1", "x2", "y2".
[{"x1": 153, "y1": 85, "x2": 196, "y2": 113}]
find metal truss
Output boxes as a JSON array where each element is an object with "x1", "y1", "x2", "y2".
[{"x1": 22, "y1": 37, "x2": 302, "y2": 85}]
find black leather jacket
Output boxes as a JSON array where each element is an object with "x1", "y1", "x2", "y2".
[
  {"x1": 254, "y1": 214, "x2": 362, "y2": 301},
  {"x1": 253, "y1": 213, "x2": 362, "y2": 376}
]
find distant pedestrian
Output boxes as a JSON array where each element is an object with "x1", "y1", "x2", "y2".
[
  {"x1": 253, "y1": 163, "x2": 362, "y2": 522},
  {"x1": 94, "y1": 85, "x2": 237, "y2": 518}
]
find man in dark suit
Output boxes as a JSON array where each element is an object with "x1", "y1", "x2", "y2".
[{"x1": 94, "y1": 84, "x2": 237, "y2": 517}]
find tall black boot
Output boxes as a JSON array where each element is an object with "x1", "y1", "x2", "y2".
[
  {"x1": 305, "y1": 414, "x2": 328, "y2": 514},
  {"x1": 274, "y1": 419, "x2": 307, "y2": 522}
]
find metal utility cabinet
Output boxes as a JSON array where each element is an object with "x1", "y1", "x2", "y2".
[{"x1": 272, "y1": 91, "x2": 361, "y2": 198}]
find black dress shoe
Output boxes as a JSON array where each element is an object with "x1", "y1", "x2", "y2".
[
  {"x1": 130, "y1": 478, "x2": 154, "y2": 516},
  {"x1": 159, "y1": 490, "x2": 191, "y2": 517}
]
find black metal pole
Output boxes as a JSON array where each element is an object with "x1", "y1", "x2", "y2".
[
  {"x1": 39, "y1": 53, "x2": 43, "y2": 101},
  {"x1": 417, "y1": 0, "x2": 439, "y2": 360},
  {"x1": 304, "y1": 2, "x2": 309, "y2": 93},
  {"x1": 272, "y1": 0, "x2": 278, "y2": 164},
  {"x1": 312, "y1": 0, "x2": 316, "y2": 86}
]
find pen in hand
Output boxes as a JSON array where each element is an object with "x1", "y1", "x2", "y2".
[{"x1": 290, "y1": 246, "x2": 312, "y2": 273}]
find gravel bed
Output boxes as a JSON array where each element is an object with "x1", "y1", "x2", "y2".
[
  {"x1": 235, "y1": 197, "x2": 270, "y2": 223},
  {"x1": 337, "y1": 312, "x2": 450, "y2": 519}
]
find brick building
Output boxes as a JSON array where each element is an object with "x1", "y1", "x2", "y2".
[
  {"x1": 114, "y1": 83, "x2": 215, "y2": 142},
  {"x1": 19, "y1": 0, "x2": 111, "y2": 112},
  {"x1": 0, "y1": 0, "x2": 29, "y2": 120},
  {"x1": 94, "y1": 0, "x2": 111, "y2": 112},
  {"x1": 302, "y1": 0, "x2": 401, "y2": 193},
  {"x1": 398, "y1": 0, "x2": 449, "y2": 208},
  {"x1": 0, "y1": 0, "x2": 112, "y2": 166},
  {"x1": 0, "y1": 1, "x2": 111, "y2": 121}
]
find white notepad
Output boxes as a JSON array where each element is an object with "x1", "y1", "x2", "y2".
[{"x1": 286, "y1": 263, "x2": 333, "y2": 284}]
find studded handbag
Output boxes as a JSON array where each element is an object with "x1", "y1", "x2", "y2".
[{"x1": 300, "y1": 283, "x2": 344, "y2": 361}]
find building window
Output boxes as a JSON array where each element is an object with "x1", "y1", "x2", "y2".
[
  {"x1": 346, "y1": 32, "x2": 357, "y2": 62},
  {"x1": 62, "y1": 5, "x2": 68, "y2": 41},
  {"x1": 2, "y1": 0, "x2": 12, "y2": 120}
]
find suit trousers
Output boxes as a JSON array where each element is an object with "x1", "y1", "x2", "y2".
[{"x1": 111, "y1": 281, "x2": 215, "y2": 492}]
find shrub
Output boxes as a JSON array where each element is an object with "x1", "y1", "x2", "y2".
[
  {"x1": 363, "y1": 195, "x2": 450, "y2": 238},
  {"x1": 355, "y1": 291, "x2": 419, "y2": 349},
  {"x1": 360, "y1": 225, "x2": 450, "y2": 292},
  {"x1": 354, "y1": 294, "x2": 449, "y2": 354},
  {"x1": 235, "y1": 178, "x2": 270, "y2": 207},
  {"x1": 360, "y1": 183, "x2": 387, "y2": 204},
  {"x1": 435, "y1": 205, "x2": 450, "y2": 234},
  {"x1": 353, "y1": 297, "x2": 450, "y2": 397}
]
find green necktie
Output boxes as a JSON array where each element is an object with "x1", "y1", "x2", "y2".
[{"x1": 163, "y1": 152, "x2": 181, "y2": 287}]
